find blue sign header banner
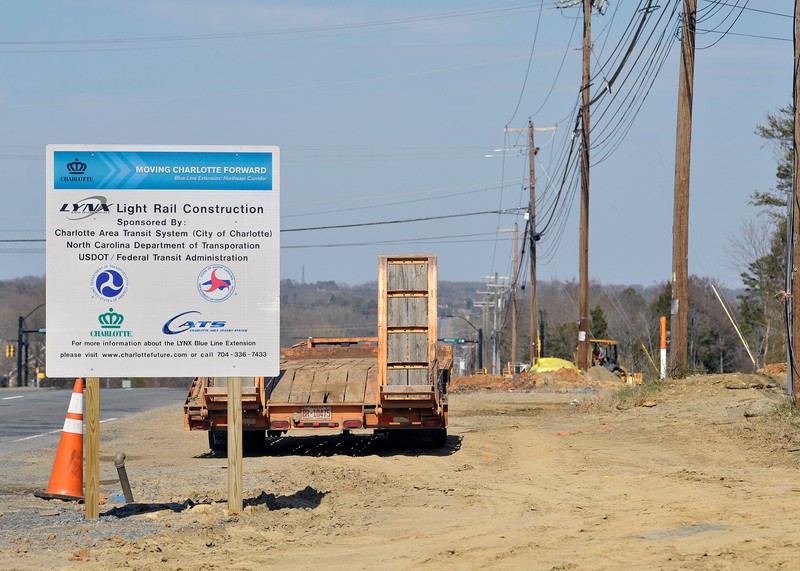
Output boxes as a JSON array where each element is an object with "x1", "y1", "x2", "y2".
[{"x1": 53, "y1": 150, "x2": 273, "y2": 191}]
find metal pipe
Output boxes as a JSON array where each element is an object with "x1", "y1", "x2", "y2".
[{"x1": 114, "y1": 452, "x2": 134, "y2": 503}]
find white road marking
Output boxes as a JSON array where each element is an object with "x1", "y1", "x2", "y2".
[
  {"x1": 10, "y1": 417, "x2": 118, "y2": 442},
  {"x1": 13, "y1": 429, "x2": 60, "y2": 442},
  {"x1": 2, "y1": 396, "x2": 24, "y2": 400}
]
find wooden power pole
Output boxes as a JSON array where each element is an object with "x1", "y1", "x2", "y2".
[
  {"x1": 511, "y1": 223, "x2": 519, "y2": 367},
  {"x1": 791, "y1": 0, "x2": 800, "y2": 404},
  {"x1": 670, "y1": 0, "x2": 696, "y2": 373},
  {"x1": 577, "y1": 0, "x2": 592, "y2": 371},
  {"x1": 504, "y1": 121, "x2": 556, "y2": 366},
  {"x1": 528, "y1": 122, "x2": 538, "y2": 365}
]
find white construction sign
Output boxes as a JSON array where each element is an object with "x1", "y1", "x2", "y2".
[{"x1": 46, "y1": 145, "x2": 280, "y2": 377}]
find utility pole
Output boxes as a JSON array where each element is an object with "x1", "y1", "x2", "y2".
[
  {"x1": 791, "y1": 0, "x2": 800, "y2": 404},
  {"x1": 511, "y1": 223, "x2": 519, "y2": 367},
  {"x1": 670, "y1": 0, "x2": 696, "y2": 374},
  {"x1": 576, "y1": 0, "x2": 592, "y2": 371},
  {"x1": 511, "y1": 222, "x2": 519, "y2": 366},
  {"x1": 504, "y1": 122, "x2": 556, "y2": 366},
  {"x1": 496, "y1": 225, "x2": 520, "y2": 367},
  {"x1": 480, "y1": 274, "x2": 510, "y2": 374},
  {"x1": 528, "y1": 123, "x2": 538, "y2": 365},
  {"x1": 493, "y1": 273, "x2": 500, "y2": 375},
  {"x1": 475, "y1": 297, "x2": 491, "y2": 373},
  {"x1": 16, "y1": 316, "x2": 23, "y2": 387}
]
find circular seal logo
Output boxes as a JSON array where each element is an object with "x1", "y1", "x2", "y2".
[
  {"x1": 197, "y1": 265, "x2": 235, "y2": 303},
  {"x1": 91, "y1": 265, "x2": 128, "y2": 302}
]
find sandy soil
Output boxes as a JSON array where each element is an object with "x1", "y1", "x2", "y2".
[{"x1": 2, "y1": 370, "x2": 800, "y2": 570}]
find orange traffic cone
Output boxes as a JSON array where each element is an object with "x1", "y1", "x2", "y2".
[{"x1": 34, "y1": 379, "x2": 84, "y2": 501}]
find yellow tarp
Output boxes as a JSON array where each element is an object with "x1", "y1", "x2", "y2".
[{"x1": 532, "y1": 357, "x2": 579, "y2": 373}]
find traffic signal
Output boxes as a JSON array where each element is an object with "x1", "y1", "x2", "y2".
[{"x1": 5, "y1": 344, "x2": 14, "y2": 358}]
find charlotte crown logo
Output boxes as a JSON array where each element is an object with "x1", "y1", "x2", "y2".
[
  {"x1": 197, "y1": 265, "x2": 235, "y2": 302},
  {"x1": 99, "y1": 308, "x2": 124, "y2": 328},
  {"x1": 92, "y1": 308, "x2": 132, "y2": 338},
  {"x1": 60, "y1": 157, "x2": 93, "y2": 183},
  {"x1": 67, "y1": 158, "x2": 87, "y2": 173}
]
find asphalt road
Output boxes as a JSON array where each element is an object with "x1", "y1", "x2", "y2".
[{"x1": 0, "y1": 387, "x2": 188, "y2": 455}]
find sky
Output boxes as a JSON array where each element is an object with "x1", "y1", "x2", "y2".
[{"x1": 1, "y1": 1, "x2": 793, "y2": 290}]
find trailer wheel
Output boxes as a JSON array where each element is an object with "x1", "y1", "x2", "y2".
[
  {"x1": 208, "y1": 430, "x2": 265, "y2": 453},
  {"x1": 432, "y1": 428, "x2": 448, "y2": 449},
  {"x1": 208, "y1": 430, "x2": 227, "y2": 453},
  {"x1": 243, "y1": 430, "x2": 265, "y2": 452},
  {"x1": 386, "y1": 430, "x2": 405, "y2": 446}
]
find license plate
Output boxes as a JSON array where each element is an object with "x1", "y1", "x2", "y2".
[{"x1": 301, "y1": 406, "x2": 332, "y2": 421}]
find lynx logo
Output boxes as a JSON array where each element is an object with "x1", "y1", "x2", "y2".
[
  {"x1": 162, "y1": 310, "x2": 227, "y2": 335},
  {"x1": 60, "y1": 196, "x2": 112, "y2": 220}
]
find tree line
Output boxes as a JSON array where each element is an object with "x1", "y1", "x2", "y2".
[{"x1": 0, "y1": 272, "x2": 768, "y2": 387}]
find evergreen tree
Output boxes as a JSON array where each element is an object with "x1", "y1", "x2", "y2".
[
  {"x1": 545, "y1": 321, "x2": 579, "y2": 361},
  {"x1": 589, "y1": 305, "x2": 608, "y2": 339},
  {"x1": 737, "y1": 219, "x2": 787, "y2": 367},
  {"x1": 735, "y1": 104, "x2": 793, "y2": 367}
]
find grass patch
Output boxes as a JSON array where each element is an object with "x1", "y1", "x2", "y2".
[
  {"x1": 582, "y1": 379, "x2": 667, "y2": 412},
  {"x1": 612, "y1": 379, "x2": 666, "y2": 409},
  {"x1": 764, "y1": 398, "x2": 800, "y2": 448}
]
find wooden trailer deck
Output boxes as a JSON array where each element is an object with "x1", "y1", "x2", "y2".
[{"x1": 264, "y1": 357, "x2": 379, "y2": 404}]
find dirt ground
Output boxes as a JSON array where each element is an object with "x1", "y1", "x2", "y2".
[{"x1": 3, "y1": 369, "x2": 800, "y2": 570}]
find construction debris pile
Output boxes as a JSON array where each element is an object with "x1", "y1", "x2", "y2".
[{"x1": 450, "y1": 365, "x2": 625, "y2": 394}]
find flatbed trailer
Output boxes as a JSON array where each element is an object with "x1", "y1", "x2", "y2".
[{"x1": 184, "y1": 254, "x2": 451, "y2": 450}]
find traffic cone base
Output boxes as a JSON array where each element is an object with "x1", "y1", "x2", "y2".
[
  {"x1": 33, "y1": 490, "x2": 85, "y2": 502},
  {"x1": 34, "y1": 379, "x2": 84, "y2": 502}
]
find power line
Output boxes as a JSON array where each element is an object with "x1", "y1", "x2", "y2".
[
  {"x1": 284, "y1": 234, "x2": 514, "y2": 250},
  {"x1": 533, "y1": 13, "x2": 581, "y2": 116},
  {"x1": 701, "y1": 1, "x2": 790, "y2": 19},
  {"x1": 283, "y1": 180, "x2": 522, "y2": 219},
  {"x1": 696, "y1": 29, "x2": 791, "y2": 42},
  {"x1": 697, "y1": 0, "x2": 750, "y2": 50},
  {"x1": 1, "y1": 209, "x2": 526, "y2": 244},
  {"x1": 282, "y1": 208, "x2": 526, "y2": 233},
  {"x1": 506, "y1": 1, "x2": 546, "y2": 125},
  {"x1": 0, "y1": 2, "x2": 558, "y2": 52}
]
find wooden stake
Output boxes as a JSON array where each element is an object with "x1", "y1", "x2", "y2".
[
  {"x1": 85, "y1": 377, "x2": 100, "y2": 519},
  {"x1": 227, "y1": 376, "x2": 243, "y2": 514}
]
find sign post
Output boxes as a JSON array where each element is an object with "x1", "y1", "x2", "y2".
[
  {"x1": 85, "y1": 377, "x2": 100, "y2": 519},
  {"x1": 46, "y1": 145, "x2": 280, "y2": 518},
  {"x1": 227, "y1": 376, "x2": 243, "y2": 514}
]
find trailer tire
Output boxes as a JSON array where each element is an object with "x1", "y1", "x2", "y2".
[
  {"x1": 432, "y1": 428, "x2": 448, "y2": 449},
  {"x1": 208, "y1": 430, "x2": 227, "y2": 453},
  {"x1": 209, "y1": 430, "x2": 265, "y2": 454},
  {"x1": 243, "y1": 430, "x2": 265, "y2": 452},
  {"x1": 386, "y1": 430, "x2": 406, "y2": 446}
]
